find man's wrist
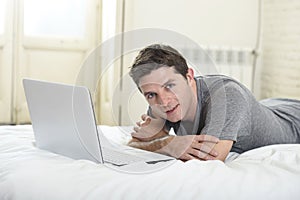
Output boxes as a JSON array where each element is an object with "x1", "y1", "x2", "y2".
[{"x1": 155, "y1": 135, "x2": 175, "y2": 155}]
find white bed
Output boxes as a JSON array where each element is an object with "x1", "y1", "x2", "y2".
[{"x1": 0, "y1": 125, "x2": 300, "y2": 200}]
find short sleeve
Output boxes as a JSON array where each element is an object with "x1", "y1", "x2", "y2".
[{"x1": 200, "y1": 82, "x2": 251, "y2": 141}]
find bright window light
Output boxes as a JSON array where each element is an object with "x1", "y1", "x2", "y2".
[
  {"x1": 24, "y1": 0, "x2": 87, "y2": 38},
  {"x1": 0, "y1": 0, "x2": 7, "y2": 35}
]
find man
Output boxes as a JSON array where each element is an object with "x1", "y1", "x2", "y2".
[{"x1": 127, "y1": 44, "x2": 300, "y2": 162}]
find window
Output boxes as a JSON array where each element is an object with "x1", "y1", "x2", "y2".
[{"x1": 23, "y1": 0, "x2": 87, "y2": 38}]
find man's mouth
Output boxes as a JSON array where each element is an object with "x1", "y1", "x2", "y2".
[{"x1": 166, "y1": 104, "x2": 179, "y2": 114}]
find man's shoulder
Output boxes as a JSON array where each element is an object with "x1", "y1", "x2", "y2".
[
  {"x1": 195, "y1": 74, "x2": 240, "y2": 86},
  {"x1": 195, "y1": 75, "x2": 247, "y2": 95},
  {"x1": 196, "y1": 75, "x2": 256, "y2": 108}
]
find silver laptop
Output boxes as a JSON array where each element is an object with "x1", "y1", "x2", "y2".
[{"x1": 23, "y1": 78, "x2": 174, "y2": 166}]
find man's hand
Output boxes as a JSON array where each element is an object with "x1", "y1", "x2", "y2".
[
  {"x1": 157, "y1": 135, "x2": 220, "y2": 161},
  {"x1": 129, "y1": 114, "x2": 221, "y2": 161},
  {"x1": 131, "y1": 114, "x2": 167, "y2": 142}
]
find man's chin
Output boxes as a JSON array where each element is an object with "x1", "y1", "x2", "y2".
[{"x1": 166, "y1": 115, "x2": 181, "y2": 123}]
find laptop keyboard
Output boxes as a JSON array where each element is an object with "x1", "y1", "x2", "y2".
[{"x1": 102, "y1": 148, "x2": 148, "y2": 166}]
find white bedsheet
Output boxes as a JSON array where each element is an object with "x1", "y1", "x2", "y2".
[{"x1": 0, "y1": 125, "x2": 300, "y2": 200}]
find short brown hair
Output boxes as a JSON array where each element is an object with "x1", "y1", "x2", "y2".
[{"x1": 129, "y1": 44, "x2": 189, "y2": 85}]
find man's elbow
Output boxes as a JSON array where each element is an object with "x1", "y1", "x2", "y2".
[{"x1": 212, "y1": 140, "x2": 234, "y2": 162}]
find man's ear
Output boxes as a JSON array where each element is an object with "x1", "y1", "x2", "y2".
[{"x1": 186, "y1": 68, "x2": 195, "y2": 84}]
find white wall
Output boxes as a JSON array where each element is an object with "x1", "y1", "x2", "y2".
[
  {"x1": 261, "y1": 0, "x2": 300, "y2": 100},
  {"x1": 124, "y1": 0, "x2": 259, "y2": 47}
]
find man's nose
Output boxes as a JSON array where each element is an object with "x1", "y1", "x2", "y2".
[{"x1": 158, "y1": 95, "x2": 171, "y2": 106}]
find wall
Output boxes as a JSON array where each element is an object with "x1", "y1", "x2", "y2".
[
  {"x1": 261, "y1": 0, "x2": 300, "y2": 99},
  {"x1": 124, "y1": 0, "x2": 258, "y2": 47}
]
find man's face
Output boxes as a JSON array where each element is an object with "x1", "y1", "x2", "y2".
[{"x1": 138, "y1": 66, "x2": 197, "y2": 122}]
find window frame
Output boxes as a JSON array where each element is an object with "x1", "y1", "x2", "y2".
[{"x1": 19, "y1": 0, "x2": 97, "y2": 51}]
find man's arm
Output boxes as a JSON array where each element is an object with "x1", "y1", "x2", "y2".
[
  {"x1": 128, "y1": 114, "x2": 229, "y2": 161},
  {"x1": 210, "y1": 140, "x2": 233, "y2": 161},
  {"x1": 155, "y1": 135, "x2": 232, "y2": 161},
  {"x1": 127, "y1": 133, "x2": 170, "y2": 152},
  {"x1": 128, "y1": 133, "x2": 221, "y2": 161}
]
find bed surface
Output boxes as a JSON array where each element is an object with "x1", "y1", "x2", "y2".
[{"x1": 0, "y1": 125, "x2": 300, "y2": 200}]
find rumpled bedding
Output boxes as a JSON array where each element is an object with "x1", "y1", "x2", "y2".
[{"x1": 0, "y1": 125, "x2": 300, "y2": 200}]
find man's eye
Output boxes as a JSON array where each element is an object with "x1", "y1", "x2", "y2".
[
  {"x1": 165, "y1": 83, "x2": 175, "y2": 89},
  {"x1": 146, "y1": 93, "x2": 156, "y2": 99}
]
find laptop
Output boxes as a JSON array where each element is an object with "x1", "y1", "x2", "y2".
[{"x1": 23, "y1": 78, "x2": 174, "y2": 166}]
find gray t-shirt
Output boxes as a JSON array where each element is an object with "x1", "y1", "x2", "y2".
[{"x1": 149, "y1": 75, "x2": 300, "y2": 153}]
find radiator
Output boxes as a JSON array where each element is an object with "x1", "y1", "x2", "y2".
[{"x1": 180, "y1": 46, "x2": 254, "y2": 91}]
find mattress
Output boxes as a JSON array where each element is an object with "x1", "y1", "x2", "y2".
[{"x1": 0, "y1": 125, "x2": 300, "y2": 200}]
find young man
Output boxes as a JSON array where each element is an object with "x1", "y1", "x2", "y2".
[{"x1": 127, "y1": 44, "x2": 300, "y2": 161}]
